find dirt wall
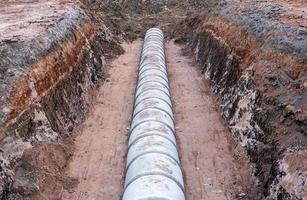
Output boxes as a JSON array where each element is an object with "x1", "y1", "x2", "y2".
[
  {"x1": 174, "y1": 3, "x2": 307, "y2": 199},
  {"x1": 1, "y1": 0, "x2": 306, "y2": 199},
  {"x1": 0, "y1": 0, "x2": 122, "y2": 198}
]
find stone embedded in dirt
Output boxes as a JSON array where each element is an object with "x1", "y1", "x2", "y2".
[
  {"x1": 236, "y1": 192, "x2": 246, "y2": 199},
  {"x1": 12, "y1": 165, "x2": 39, "y2": 195},
  {"x1": 269, "y1": 149, "x2": 307, "y2": 199},
  {"x1": 298, "y1": 27, "x2": 307, "y2": 36},
  {"x1": 285, "y1": 105, "x2": 296, "y2": 114}
]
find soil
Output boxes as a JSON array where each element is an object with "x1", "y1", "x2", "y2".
[
  {"x1": 167, "y1": 41, "x2": 259, "y2": 200},
  {"x1": 171, "y1": 2, "x2": 306, "y2": 199},
  {"x1": 1, "y1": 0, "x2": 306, "y2": 199},
  {"x1": 40, "y1": 39, "x2": 260, "y2": 199},
  {"x1": 61, "y1": 40, "x2": 141, "y2": 199},
  {"x1": 0, "y1": 0, "x2": 81, "y2": 40},
  {"x1": 6, "y1": 40, "x2": 139, "y2": 200},
  {"x1": 26, "y1": 143, "x2": 78, "y2": 199}
]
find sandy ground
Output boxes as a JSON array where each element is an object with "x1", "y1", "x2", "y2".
[
  {"x1": 60, "y1": 40, "x2": 254, "y2": 200},
  {"x1": 166, "y1": 41, "x2": 254, "y2": 200},
  {"x1": 62, "y1": 40, "x2": 141, "y2": 199},
  {"x1": 0, "y1": 0, "x2": 78, "y2": 40}
]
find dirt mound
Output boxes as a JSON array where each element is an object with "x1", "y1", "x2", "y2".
[{"x1": 8, "y1": 141, "x2": 77, "y2": 200}]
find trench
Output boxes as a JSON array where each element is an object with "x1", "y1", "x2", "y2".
[
  {"x1": 1, "y1": 1, "x2": 305, "y2": 199},
  {"x1": 61, "y1": 40, "x2": 141, "y2": 200},
  {"x1": 58, "y1": 37, "x2": 253, "y2": 199}
]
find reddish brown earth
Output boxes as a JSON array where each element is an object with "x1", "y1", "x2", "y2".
[
  {"x1": 61, "y1": 40, "x2": 141, "y2": 199},
  {"x1": 1, "y1": 0, "x2": 306, "y2": 199},
  {"x1": 167, "y1": 41, "x2": 257, "y2": 200},
  {"x1": 21, "y1": 141, "x2": 78, "y2": 200},
  {"x1": 46, "y1": 39, "x2": 257, "y2": 200}
]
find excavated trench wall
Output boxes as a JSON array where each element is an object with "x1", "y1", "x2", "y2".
[
  {"x1": 176, "y1": 13, "x2": 306, "y2": 200},
  {"x1": 0, "y1": 1, "x2": 122, "y2": 198},
  {"x1": 190, "y1": 30, "x2": 269, "y2": 198},
  {"x1": 1, "y1": 0, "x2": 306, "y2": 199}
]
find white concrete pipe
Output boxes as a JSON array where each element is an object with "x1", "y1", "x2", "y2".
[{"x1": 123, "y1": 28, "x2": 186, "y2": 200}]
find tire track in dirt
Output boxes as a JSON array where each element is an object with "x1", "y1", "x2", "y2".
[{"x1": 62, "y1": 40, "x2": 142, "y2": 200}]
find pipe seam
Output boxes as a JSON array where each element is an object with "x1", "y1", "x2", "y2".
[
  {"x1": 124, "y1": 172, "x2": 185, "y2": 195},
  {"x1": 123, "y1": 28, "x2": 185, "y2": 200}
]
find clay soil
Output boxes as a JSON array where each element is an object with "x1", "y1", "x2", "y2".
[
  {"x1": 61, "y1": 40, "x2": 141, "y2": 199},
  {"x1": 2, "y1": 0, "x2": 306, "y2": 199},
  {"x1": 39, "y1": 39, "x2": 257, "y2": 199},
  {"x1": 167, "y1": 41, "x2": 257, "y2": 200}
]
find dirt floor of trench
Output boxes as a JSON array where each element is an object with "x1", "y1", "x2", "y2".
[
  {"x1": 167, "y1": 41, "x2": 256, "y2": 200},
  {"x1": 52, "y1": 40, "x2": 257, "y2": 199},
  {"x1": 61, "y1": 40, "x2": 141, "y2": 199}
]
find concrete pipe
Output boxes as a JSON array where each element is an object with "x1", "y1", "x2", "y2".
[{"x1": 123, "y1": 28, "x2": 186, "y2": 200}]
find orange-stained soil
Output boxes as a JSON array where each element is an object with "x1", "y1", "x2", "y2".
[
  {"x1": 61, "y1": 40, "x2": 141, "y2": 199},
  {"x1": 167, "y1": 40, "x2": 257, "y2": 200}
]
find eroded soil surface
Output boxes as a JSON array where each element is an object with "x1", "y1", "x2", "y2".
[
  {"x1": 0, "y1": 0, "x2": 79, "y2": 40},
  {"x1": 167, "y1": 41, "x2": 258, "y2": 200},
  {"x1": 53, "y1": 40, "x2": 258, "y2": 199},
  {"x1": 1, "y1": 0, "x2": 306, "y2": 199},
  {"x1": 62, "y1": 40, "x2": 141, "y2": 199}
]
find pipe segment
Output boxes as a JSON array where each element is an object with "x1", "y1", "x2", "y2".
[{"x1": 123, "y1": 28, "x2": 186, "y2": 200}]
